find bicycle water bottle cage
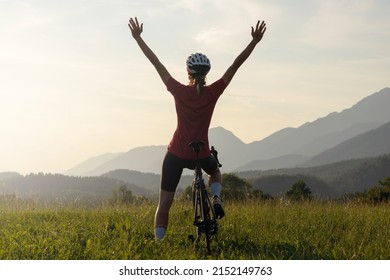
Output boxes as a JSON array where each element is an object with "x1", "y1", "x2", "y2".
[{"x1": 188, "y1": 141, "x2": 205, "y2": 153}]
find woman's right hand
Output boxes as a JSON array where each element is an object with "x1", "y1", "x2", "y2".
[{"x1": 251, "y1": 20, "x2": 266, "y2": 43}]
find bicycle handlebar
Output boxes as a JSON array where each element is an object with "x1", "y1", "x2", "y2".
[
  {"x1": 188, "y1": 141, "x2": 223, "y2": 168},
  {"x1": 210, "y1": 146, "x2": 222, "y2": 168}
]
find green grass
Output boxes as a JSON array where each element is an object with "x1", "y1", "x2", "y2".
[{"x1": 0, "y1": 198, "x2": 389, "y2": 260}]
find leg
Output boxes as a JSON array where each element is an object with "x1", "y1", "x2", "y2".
[
  {"x1": 202, "y1": 156, "x2": 225, "y2": 219},
  {"x1": 202, "y1": 155, "x2": 222, "y2": 197},
  {"x1": 154, "y1": 189, "x2": 175, "y2": 240},
  {"x1": 208, "y1": 167, "x2": 222, "y2": 193},
  {"x1": 155, "y1": 152, "x2": 183, "y2": 241},
  {"x1": 210, "y1": 170, "x2": 225, "y2": 219}
]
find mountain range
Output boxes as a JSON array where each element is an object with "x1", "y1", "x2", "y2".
[
  {"x1": 65, "y1": 87, "x2": 390, "y2": 176},
  {"x1": 2, "y1": 88, "x2": 390, "y2": 201}
]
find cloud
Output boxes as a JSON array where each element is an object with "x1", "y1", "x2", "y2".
[
  {"x1": 296, "y1": 0, "x2": 384, "y2": 49},
  {"x1": 194, "y1": 27, "x2": 238, "y2": 53}
]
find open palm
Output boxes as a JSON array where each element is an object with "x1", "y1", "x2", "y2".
[
  {"x1": 128, "y1": 17, "x2": 143, "y2": 39},
  {"x1": 251, "y1": 20, "x2": 266, "y2": 43}
]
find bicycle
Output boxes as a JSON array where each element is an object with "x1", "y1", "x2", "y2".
[{"x1": 187, "y1": 141, "x2": 222, "y2": 251}]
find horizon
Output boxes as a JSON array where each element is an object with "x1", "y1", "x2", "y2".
[{"x1": 1, "y1": 0, "x2": 389, "y2": 174}]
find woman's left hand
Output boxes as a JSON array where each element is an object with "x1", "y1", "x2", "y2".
[{"x1": 128, "y1": 17, "x2": 143, "y2": 39}]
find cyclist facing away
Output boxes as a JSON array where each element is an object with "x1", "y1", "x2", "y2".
[{"x1": 128, "y1": 17, "x2": 266, "y2": 241}]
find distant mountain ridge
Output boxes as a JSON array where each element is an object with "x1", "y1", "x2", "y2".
[
  {"x1": 77, "y1": 145, "x2": 166, "y2": 177},
  {"x1": 302, "y1": 121, "x2": 390, "y2": 167},
  {"x1": 65, "y1": 87, "x2": 390, "y2": 175},
  {"x1": 235, "y1": 154, "x2": 309, "y2": 172},
  {"x1": 2, "y1": 154, "x2": 389, "y2": 201},
  {"x1": 65, "y1": 153, "x2": 123, "y2": 176},
  {"x1": 244, "y1": 87, "x2": 390, "y2": 160}
]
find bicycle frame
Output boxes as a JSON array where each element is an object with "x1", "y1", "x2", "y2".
[{"x1": 188, "y1": 141, "x2": 218, "y2": 251}]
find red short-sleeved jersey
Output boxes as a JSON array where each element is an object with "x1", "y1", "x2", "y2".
[{"x1": 166, "y1": 77, "x2": 227, "y2": 160}]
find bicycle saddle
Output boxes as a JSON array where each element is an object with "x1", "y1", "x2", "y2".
[{"x1": 188, "y1": 141, "x2": 205, "y2": 153}]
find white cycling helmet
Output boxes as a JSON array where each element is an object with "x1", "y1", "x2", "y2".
[{"x1": 186, "y1": 53, "x2": 211, "y2": 75}]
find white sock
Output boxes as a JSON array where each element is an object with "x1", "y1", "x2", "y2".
[
  {"x1": 155, "y1": 227, "x2": 166, "y2": 241},
  {"x1": 210, "y1": 182, "x2": 222, "y2": 198}
]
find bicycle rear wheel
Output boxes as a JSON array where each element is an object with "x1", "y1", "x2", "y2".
[
  {"x1": 192, "y1": 180, "x2": 202, "y2": 240},
  {"x1": 192, "y1": 179, "x2": 218, "y2": 251},
  {"x1": 200, "y1": 186, "x2": 212, "y2": 251}
]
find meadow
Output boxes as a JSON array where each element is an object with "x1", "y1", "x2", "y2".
[{"x1": 0, "y1": 197, "x2": 389, "y2": 260}]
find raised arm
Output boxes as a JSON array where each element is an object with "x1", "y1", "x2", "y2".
[
  {"x1": 128, "y1": 17, "x2": 171, "y2": 85},
  {"x1": 222, "y1": 20, "x2": 266, "y2": 86}
]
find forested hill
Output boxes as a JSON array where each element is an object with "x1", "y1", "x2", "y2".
[
  {"x1": 1, "y1": 155, "x2": 389, "y2": 201},
  {"x1": 0, "y1": 173, "x2": 150, "y2": 202},
  {"x1": 239, "y1": 154, "x2": 390, "y2": 198}
]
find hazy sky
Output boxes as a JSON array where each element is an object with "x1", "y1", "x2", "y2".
[{"x1": 1, "y1": 0, "x2": 389, "y2": 174}]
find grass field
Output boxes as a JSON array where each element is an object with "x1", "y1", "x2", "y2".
[{"x1": 0, "y1": 198, "x2": 389, "y2": 260}]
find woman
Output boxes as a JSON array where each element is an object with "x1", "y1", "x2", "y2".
[{"x1": 128, "y1": 17, "x2": 266, "y2": 241}]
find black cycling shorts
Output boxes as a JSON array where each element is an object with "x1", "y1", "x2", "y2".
[{"x1": 161, "y1": 152, "x2": 218, "y2": 192}]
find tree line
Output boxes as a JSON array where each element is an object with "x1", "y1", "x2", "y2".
[
  {"x1": 179, "y1": 173, "x2": 390, "y2": 204},
  {"x1": 2, "y1": 170, "x2": 388, "y2": 206}
]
